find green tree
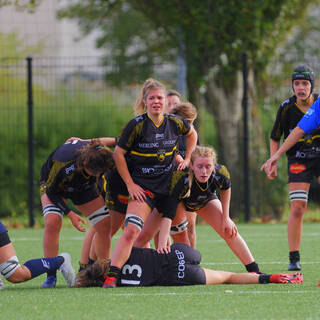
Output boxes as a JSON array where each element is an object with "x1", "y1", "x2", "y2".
[{"x1": 58, "y1": 0, "x2": 316, "y2": 216}]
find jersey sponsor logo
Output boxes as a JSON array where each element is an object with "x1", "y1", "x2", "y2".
[
  {"x1": 162, "y1": 139, "x2": 176, "y2": 146},
  {"x1": 137, "y1": 142, "x2": 159, "y2": 148},
  {"x1": 65, "y1": 164, "x2": 75, "y2": 175},
  {"x1": 289, "y1": 163, "x2": 306, "y2": 174},
  {"x1": 155, "y1": 133, "x2": 164, "y2": 140},
  {"x1": 175, "y1": 249, "x2": 186, "y2": 279},
  {"x1": 141, "y1": 163, "x2": 173, "y2": 175}
]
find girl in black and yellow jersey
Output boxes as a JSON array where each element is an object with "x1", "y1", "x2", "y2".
[
  {"x1": 39, "y1": 139, "x2": 113, "y2": 288},
  {"x1": 103, "y1": 78, "x2": 197, "y2": 288},
  {"x1": 167, "y1": 145, "x2": 261, "y2": 273}
]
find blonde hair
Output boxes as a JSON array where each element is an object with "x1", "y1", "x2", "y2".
[
  {"x1": 133, "y1": 78, "x2": 166, "y2": 116},
  {"x1": 171, "y1": 102, "x2": 198, "y2": 124},
  {"x1": 184, "y1": 145, "x2": 217, "y2": 198}
]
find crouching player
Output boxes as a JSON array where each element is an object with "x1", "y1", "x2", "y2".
[
  {"x1": 74, "y1": 243, "x2": 302, "y2": 288},
  {"x1": 0, "y1": 221, "x2": 75, "y2": 289}
]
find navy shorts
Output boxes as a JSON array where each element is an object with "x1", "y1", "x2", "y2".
[{"x1": 0, "y1": 221, "x2": 11, "y2": 248}]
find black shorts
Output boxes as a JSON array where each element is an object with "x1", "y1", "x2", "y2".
[
  {"x1": 105, "y1": 170, "x2": 128, "y2": 214},
  {"x1": 165, "y1": 243, "x2": 206, "y2": 285},
  {"x1": 184, "y1": 196, "x2": 217, "y2": 212},
  {"x1": 144, "y1": 192, "x2": 180, "y2": 220},
  {"x1": 61, "y1": 186, "x2": 100, "y2": 206},
  {"x1": 0, "y1": 222, "x2": 11, "y2": 247},
  {"x1": 287, "y1": 157, "x2": 320, "y2": 183}
]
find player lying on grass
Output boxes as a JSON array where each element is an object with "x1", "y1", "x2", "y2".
[
  {"x1": 0, "y1": 221, "x2": 75, "y2": 289},
  {"x1": 74, "y1": 243, "x2": 302, "y2": 288}
]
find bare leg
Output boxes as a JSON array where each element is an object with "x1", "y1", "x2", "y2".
[
  {"x1": 203, "y1": 268, "x2": 259, "y2": 285},
  {"x1": 197, "y1": 200, "x2": 255, "y2": 265},
  {"x1": 186, "y1": 211, "x2": 197, "y2": 248},
  {"x1": 80, "y1": 224, "x2": 96, "y2": 265},
  {"x1": 287, "y1": 182, "x2": 309, "y2": 251}
]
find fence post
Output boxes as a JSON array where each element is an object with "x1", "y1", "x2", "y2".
[
  {"x1": 242, "y1": 53, "x2": 250, "y2": 222},
  {"x1": 27, "y1": 57, "x2": 35, "y2": 227}
]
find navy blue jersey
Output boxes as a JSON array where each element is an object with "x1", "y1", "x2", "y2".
[
  {"x1": 270, "y1": 94, "x2": 320, "y2": 158},
  {"x1": 117, "y1": 113, "x2": 190, "y2": 195},
  {"x1": 117, "y1": 243, "x2": 205, "y2": 287},
  {"x1": 40, "y1": 140, "x2": 98, "y2": 214},
  {"x1": 183, "y1": 164, "x2": 231, "y2": 211}
]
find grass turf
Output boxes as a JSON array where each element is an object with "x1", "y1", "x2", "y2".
[{"x1": 1, "y1": 223, "x2": 320, "y2": 320}]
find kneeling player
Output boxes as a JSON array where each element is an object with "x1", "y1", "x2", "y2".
[{"x1": 74, "y1": 243, "x2": 302, "y2": 288}]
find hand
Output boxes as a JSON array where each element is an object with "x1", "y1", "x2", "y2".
[
  {"x1": 222, "y1": 218, "x2": 237, "y2": 239},
  {"x1": 127, "y1": 182, "x2": 146, "y2": 203},
  {"x1": 177, "y1": 158, "x2": 190, "y2": 170},
  {"x1": 260, "y1": 155, "x2": 279, "y2": 180},
  {"x1": 65, "y1": 137, "x2": 82, "y2": 143},
  {"x1": 157, "y1": 242, "x2": 171, "y2": 254},
  {"x1": 67, "y1": 211, "x2": 86, "y2": 232},
  {"x1": 175, "y1": 154, "x2": 184, "y2": 165}
]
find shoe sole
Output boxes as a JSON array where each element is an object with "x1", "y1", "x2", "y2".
[{"x1": 59, "y1": 253, "x2": 76, "y2": 288}]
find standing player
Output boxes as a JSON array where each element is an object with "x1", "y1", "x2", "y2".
[
  {"x1": 75, "y1": 243, "x2": 302, "y2": 288},
  {"x1": 262, "y1": 65, "x2": 319, "y2": 271},
  {"x1": 0, "y1": 221, "x2": 75, "y2": 288},
  {"x1": 103, "y1": 78, "x2": 197, "y2": 288},
  {"x1": 40, "y1": 139, "x2": 114, "y2": 287}
]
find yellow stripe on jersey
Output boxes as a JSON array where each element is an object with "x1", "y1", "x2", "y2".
[
  {"x1": 298, "y1": 134, "x2": 320, "y2": 143},
  {"x1": 130, "y1": 145, "x2": 177, "y2": 157}
]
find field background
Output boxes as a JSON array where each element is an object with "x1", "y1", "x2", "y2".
[{"x1": 1, "y1": 223, "x2": 320, "y2": 320}]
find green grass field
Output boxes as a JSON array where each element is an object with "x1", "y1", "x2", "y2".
[{"x1": 1, "y1": 223, "x2": 320, "y2": 320}]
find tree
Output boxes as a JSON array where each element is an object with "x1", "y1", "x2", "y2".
[{"x1": 58, "y1": 0, "x2": 316, "y2": 216}]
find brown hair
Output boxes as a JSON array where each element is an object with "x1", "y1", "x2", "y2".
[
  {"x1": 184, "y1": 145, "x2": 217, "y2": 198},
  {"x1": 167, "y1": 89, "x2": 181, "y2": 99},
  {"x1": 76, "y1": 139, "x2": 114, "y2": 175},
  {"x1": 74, "y1": 259, "x2": 111, "y2": 288},
  {"x1": 171, "y1": 102, "x2": 198, "y2": 124},
  {"x1": 133, "y1": 78, "x2": 166, "y2": 116}
]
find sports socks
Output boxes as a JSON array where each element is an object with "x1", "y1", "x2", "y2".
[
  {"x1": 23, "y1": 256, "x2": 64, "y2": 279},
  {"x1": 258, "y1": 274, "x2": 271, "y2": 284},
  {"x1": 245, "y1": 261, "x2": 260, "y2": 273},
  {"x1": 107, "y1": 266, "x2": 121, "y2": 279},
  {"x1": 289, "y1": 250, "x2": 300, "y2": 262}
]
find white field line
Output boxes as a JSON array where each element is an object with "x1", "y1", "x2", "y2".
[
  {"x1": 97, "y1": 290, "x2": 320, "y2": 297},
  {"x1": 202, "y1": 261, "x2": 320, "y2": 265}
]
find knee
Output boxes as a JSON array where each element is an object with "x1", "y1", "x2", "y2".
[
  {"x1": 290, "y1": 201, "x2": 307, "y2": 218},
  {"x1": 122, "y1": 225, "x2": 140, "y2": 243},
  {"x1": 44, "y1": 216, "x2": 62, "y2": 234}
]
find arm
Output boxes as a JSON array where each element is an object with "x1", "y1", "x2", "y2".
[
  {"x1": 157, "y1": 217, "x2": 172, "y2": 254},
  {"x1": 219, "y1": 188, "x2": 237, "y2": 239},
  {"x1": 260, "y1": 127, "x2": 305, "y2": 178},
  {"x1": 177, "y1": 126, "x2": 197, "y2": 170},
  {"x1": 113, "y1": 145, "x2": 146, "y2": 202}
]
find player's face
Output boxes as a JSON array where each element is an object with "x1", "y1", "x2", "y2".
[
  {"x1": 145, "y1": 89, "x2": 166, "y2": 116},
  {"x1": 191, "y1": 156, "x2": 215, "y2": 183},
  {"x1": 293, "y1": 80, "x2": 312, "y2": 101},
  {"x1": 166, "y1": 95, "x2": 181, "y2": 113}
]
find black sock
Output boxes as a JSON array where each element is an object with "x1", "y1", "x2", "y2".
[
  {"x1": 88, "y1": 258, "x2": 95, "y2": 265},
  {"x1": 107, "y1": 266, "x2": 121, "y2": 279},
  {"x1": 245, "y1": 261, "x2": 260, "y2": 273},
  {"x1": 289, "y1": 251, "x2": 300, "y2": 262},
  {"x1": 258, "y1": 274, "x2": 271, "y2": 284}
]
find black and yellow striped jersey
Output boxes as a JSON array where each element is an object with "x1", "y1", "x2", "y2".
[
  {"x1": 270, "y1": 94, "x2": 320, "y2": 158},
  {"x1": 117, "y1": 113, "x2": 190, "y2": 195},
  {"x1": 40, "y1": 140, "x2": 96, "y2": 214}
]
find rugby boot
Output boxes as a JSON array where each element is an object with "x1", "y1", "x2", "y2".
[
  {"x1": 103, "y1": 276, "x2": 117, "y2": 288},
  {"x1": 41, "y1": 275, "x2": 57, "y2": 288},
  {"x1": 59, "y1": 253, "x2": 76, "y2": 288},
  {"x1": 288, "y1": 260, "x2": 301, "y2": 271},
  {"x1": 270, "y1": 272, "x2": 303, "y2": 284}
]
